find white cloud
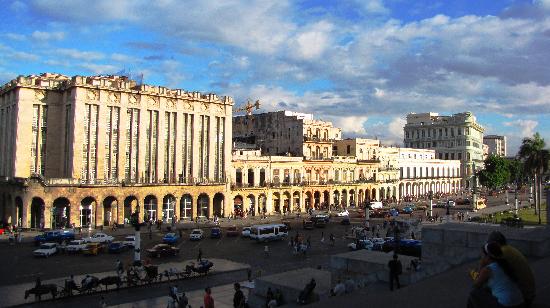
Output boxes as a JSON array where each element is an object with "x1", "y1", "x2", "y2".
[
  {"x1": 31, "y1": 30, "x2": 65, "y2": 41},
  {"x1": 504, "y1": 119, "x2": 539, "y2": 138},
  {"x1": 80, "y1": 63, "x2": 118, "y2": 74},
  {"x1": 5, "y1": 33, "x2": 26, "y2": 41},
  {"x1": 56, "y1": 48, "x2": 104, "y2": 61},
  {"x1": 330, "y1": 116, "x2": 368, "y2": 135},
  {"x1": 293, "y1": 21, "x2": 333, "y2": 60}
]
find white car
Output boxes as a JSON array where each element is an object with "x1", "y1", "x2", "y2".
[
  {"x1": 370, "y1": 201, "x2": 383, "y2": 209},
  {"x1": 83, "y1": 232, "x2": 114, "y2": 243},
  {"x1": 123, "y1": 235, "x2": 136, "y2": 247},
  {"x1": 241, "y1": 227, "x2": 252, "y2": 237},
  {"x1": 65, "y1": 239, "x2": 87, "y2": 253},
  {"x1": 34, "y1": 243, "x2": 58, "y2": 258},
  {"x1": 348, "y1": 239, "x2": 374, "y2": 251},
  {"x1": 337, "y1": 210, "x2": 349, "y2": 217},
  {"x1": 189, "y1": 229, "x2": 204, "y2": 241}
]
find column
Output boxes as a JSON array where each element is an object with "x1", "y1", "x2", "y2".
[
  {"x1": 157, "y1": 108, "x2": 166, "y2": 183},
  {"x1": 174, "y1": 196, "x2": 181, "y2": 221}
]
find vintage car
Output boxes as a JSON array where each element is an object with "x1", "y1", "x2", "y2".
[
  {"x1": 241, "y1": 227, "x2": 252, "y2": 237},
  {"x1": 123, "y1": 235, "x2": 136, "y2": 247},
  {"x1": 33, "y1": 243, "x2": 58, "y2": 258},
  {"x1": 348, "y1": 239, "x2": 374, "y2": 251},
  {"x1": 83, "y1": 232, "x2": 114, "y2": 243},
  {"x1": 336, "y1": 210, "x2": 349, "y2": 217},
  {"x1": 226, "y1": 226, "x2": 239, "y2": 237},
  {"x1": 189, "y1": 229, "x2": 204, "y2": 241},
  {"x1": 82, "y1": 242, "x2": 104, "y2": 256},
  {"x1": 162, "y1": 232, "x2": 180, "y2": 244},
  {"x1": 34, "y1": 230, "x2": 75, "y2": 245},
  {"x1": 146, "y1": 244, "x2": 180, "y2": 258},
  {"x1": 65, "y1": 239, "x2": 87, "y2": 253},
  {"x1": 210, "y1": 227, "x2": 222, "y2": 239},
  {"x1": 108, "y1": 241, "x2": 128, "y2": 254},
  {"x1": 303, "y1": 220, "x2": 315, "y2": 230}
]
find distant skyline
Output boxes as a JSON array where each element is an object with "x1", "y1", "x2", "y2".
[{"x1": 0, "y1": 0, "x2": 549, "y2": 154}]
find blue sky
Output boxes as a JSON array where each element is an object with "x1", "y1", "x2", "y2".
[{"x1": 1, "y1": 0, "x2": 549, "y2": 154}]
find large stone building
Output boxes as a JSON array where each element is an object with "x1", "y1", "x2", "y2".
[
  {"x1": 403, "y1": 112, "x2": 484, "y2": 188},
  {"x1": 233, "y1": 110, "x2": 342, "y2": 159},
  {"x1": 483, "y1": 135, "x2": 507, "y2": 157},
  {"x1": 0, "y1": 73, "x2": 233, "y2": 229}
]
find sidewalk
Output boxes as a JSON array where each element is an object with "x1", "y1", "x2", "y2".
[{"x1": 2, "y1": 258, "x2": 249, "y2": 307}]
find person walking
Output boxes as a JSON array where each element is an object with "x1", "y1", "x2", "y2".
[
  {"x1": 233, "y1": 283, "x2": 246, "y2": 308},
  {"x1": 264, "y1": 245, "x2": 269, "y2": 258},
  {"x1": 388, "y1": 254, "x2": 402, "y2": 291},
  {"x1": 329, "y1": 233, "x2": 335, "y2": 246},
  {"x1": 178, "y1": 291, "x2": 188, "y2": 308},
  {"x1": 320, "y1": 232, "x2": 325, "y2": 244},
  {"x1": 116, "y1": 259, "x2": 124, "y2": 276},
  {"x1": 204, "y1": 287, "x2": 214, "y2": 308}
]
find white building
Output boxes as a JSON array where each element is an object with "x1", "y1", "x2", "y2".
[{"x1": 483, "y1": 135, "x2": 507, "y2": 157}]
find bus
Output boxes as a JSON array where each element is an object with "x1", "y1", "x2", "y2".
[{"x1": 249, "y1": 224, "x2": 288, "y2": 242}]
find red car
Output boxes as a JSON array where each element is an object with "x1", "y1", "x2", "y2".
[{"x1": 226, "y1": 226, "x2": 239, "y2": 237}]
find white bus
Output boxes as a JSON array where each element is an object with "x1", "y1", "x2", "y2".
[{"x1": 249, "y1": 224, "x2": 288, "y2": 242}]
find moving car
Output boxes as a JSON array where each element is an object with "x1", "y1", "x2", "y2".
[
  {"x1": 108, "y1": 241, "x2": 128, "y2": 254},
  {"x1": 189, "y1": 229, "x2": 204, "y2": 241},
  {"x1": 65, "y1": 239, "x2": 87, "y2": 253},
  {"x1": 82, "y1": 242, "x2": 104, "y2": 256},
  {"x1": 34, "y1": 230, "x2": 75, "y2": 245},
  {"x1": 123, "y1": 235, "x2": 136, "y2": 247},
  {"x1": 241, "y1": 227, "x2": 252, "y2": 237},
  {"x1": 210, "y1": 227, "x2": 222, "y2": 239},
  {"x1": 83, "y1": 232, "x2": 114, "y2": 243},
  {"x1": 33, "y1": 243, "x2": 58, "y2": 258},
  {"x1": 147, "y1": 244, "x2": 179, "y2": 258},
  {"x1": 337, "y1": 210, "x2": 349, "y2": 217},
  {"x1": 347, "y1": 239, "x2": 374, "y2": 251},
  {"x1": 162, "y1": 232, "x2": 180, "y2": 244},
  {"x1": 226, "y1": 226, "x2": 239, "y2": 237}
]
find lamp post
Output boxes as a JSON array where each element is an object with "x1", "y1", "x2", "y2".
[
  {"x1": 429, "y1": 191, "x2": 433, "y2": 218},
  {"x1": 514, "y1": 177, "x2": 519, "y2": 216}
]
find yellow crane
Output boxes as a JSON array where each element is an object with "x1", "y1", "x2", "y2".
[{"x1": 234, "y1": 99, "x2": 261, "y2": 116}]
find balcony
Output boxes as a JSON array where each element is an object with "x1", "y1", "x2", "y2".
[{"x1": 303, "y1": 135, "x2": 333, "y2": 143}]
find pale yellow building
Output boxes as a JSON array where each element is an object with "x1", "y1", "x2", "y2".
[{"x1": 0, "y1": 73, "x2": 233, "y2": 229}]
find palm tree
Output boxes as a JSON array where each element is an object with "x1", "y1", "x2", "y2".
[{"x1": 518, "y1": 132, "x2": 550, "y2": 224}]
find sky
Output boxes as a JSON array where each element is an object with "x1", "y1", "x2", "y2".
[{"x1": 0, "y1": 0, "x2": 549, "y2": 154}]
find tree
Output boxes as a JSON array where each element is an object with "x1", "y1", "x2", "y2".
[
  {"x1": 507, "y1": 159, "x2": 524, "y2": 185},
  {"x1": 478, "y1": 154, "x2": 511, "y2": 190},
  {"x1": 518, "y1": 132, "x2": 550, "y2": 224}
]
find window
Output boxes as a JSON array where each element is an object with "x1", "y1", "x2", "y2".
[
  {"x1": 445, "y1": 153, "x2": 449, "y2": 159},
  {"x1": 346, "y1": 145, "x2": 351, "y2": 154},
  {"x1": 458, "y1": 153, "x2": 462, "y2": 160},
  {"x1": 451, "y1": 153, "x2": 455, "y2": 160},
  {"x1": 438, "y1": 153, "x2": 443, "y2": 159}
]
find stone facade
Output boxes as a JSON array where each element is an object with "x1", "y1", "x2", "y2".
[
  {"x1": 404, "y1": 112, "x2": 485, "y2": 188},
  {"x1": 0, "y1": 73, "x2": 233, "y2": 229}
]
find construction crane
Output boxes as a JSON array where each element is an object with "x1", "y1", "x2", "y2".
[{"x1": 235, "y1": 99, "x2": 261, "y2": 116}]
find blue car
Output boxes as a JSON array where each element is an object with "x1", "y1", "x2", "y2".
[
  {"x1": 402, "y1": 206, "x2": 414, "y2": 214},
  {"x1": 108, "y1": 241, "x2": 127, "y2": 254},
  {"x1": 210, "y1": 227, "x2": 222, "y2": 239},
  {"x1": 162, "y1": 232, "x2": 180, "y2": 244}
]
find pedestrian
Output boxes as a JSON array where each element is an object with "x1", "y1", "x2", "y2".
[
  {"x1": 116, "y1": 259, "x2": 124, "y2": 276},
  {"x1": 178, "y1": 291, "x2": 189, "y2": 308},
  {"x1": 99, "y1": 296, "x2": 107, "y2": 308},
  {"x1": 233, "y1": 283, "x2": 246, "y2": 308},
  {"x1": 197, "y1": 248, "x2": 203, "y2": 262},
  {"x1": 264, "y1": 245, "x2": 269, "y2": 258},
  {"x1": 329, "y1": 233, "x2": 335, "y2": 246},
  {"x1": 204, "y1": 287, "x2": 214, "y2": 308},
  {"x1": 411, "y1": 231, "x2": 416, "y2": 240},
  {"x1": 388, "y1": 254, "x2": 402, "y2": 291},
  {"x1": 178, "y1": 228, "x2": 183, "y2": 239},
  {"x1": 306, "y1": 236, "x2": 311, "y2": 249},
  {"x1": 169, "y1": 284, "x2": 179, "y2": 302},
  {"x1": 320, "y1": 232, "x2": 325, "y2": 244}
]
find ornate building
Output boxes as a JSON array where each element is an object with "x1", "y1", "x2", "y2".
[
  {"x1": 404, "y1": 112, "x2": 484, "y2": 188},
  {"x1": 0, "y1": 73, "x2": 233, "y2": 229}
]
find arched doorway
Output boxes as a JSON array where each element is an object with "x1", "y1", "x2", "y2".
[
  {"x1": 233, "y1": 195, "x2": 243, "y2": 217},
  {"x1": 80, "y1": 197, "x2": 95, "y2": 228},
  {"x1": 349, "y1": 189, "x2": 355, "y2": 206},
  {"x1": 371, "y1": 188, "x2": 376, "y2": 201},
  {"x1": 102, "y1": 197, "x2": 117, "y2": 226},
  {"x1": 247, "y1": 194, "x2": 256, "y2": 216},
  {"x1": 258, "y1": 194, "x2": 267, "y2": 214},
  {"x1": 213, "y1": 193, "x2": 224, "y2": 218},
  {"x1": 124, "y1": 196, "x2": 138, "y2": 224},
  {"x1": 15, "y1": 197, "x2": 23, "y2": 227},
  {"x1": 180, "y1": 194, "x2": 193, "y2": 219},
  {"x1": 283, "y1": 192, "x2": 291, "y2": 213},
  {"x1": 273, "y1": 192, "x2": 281, "y2": 213},
  {"x1": 379, "y1": 188, "x2": 385, "y2": 200},
  {"x1": 323, "y1": 191, "x2": 330, "y2": 206},
  {"x1": 342, "y1": 190, "x2": 348, "y2": 207},
  {"x1": 144, "y1": 195, "x2": 158, "y2": 223},
  {"x1": 293, "y1": 192, "x2": 301, "y2": 212},
  {"x1": 197, "y1": 194, "x2": 209, "y2": 218},
  {"x1": 52, "y1": 198, "x2": 70, "y2": 229},
  {"x1": 162, "y1": 195, "x2": 176, "y2": 223},
  {"x1": 333, "y1": 190, "x2": 340, "y2": 206},
  {"x1": 30, "y1": 197, "x2": 45, "y2": 229},
  {"x1": 304, "y1": 192, "x2": 312, "y2": 210},
  {"x1": 314, "y1": 191, "x2": 321, "y2": 209}
]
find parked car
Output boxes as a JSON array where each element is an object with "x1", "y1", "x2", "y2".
[
  {"x1": 241, "y1": 227, "x2": 252, "y2": 237},
  {"x1": 314, "y1": 219, "x2": 327, "y2": 228},
  {"x1": 210, "y1": 227, "x2": 222, "y2": 239},
  {"x1": 33, "y1": 243, "x2": 58, "y2": 258},
  {"x1": 348, "y1": 239, "x2": 374, "y2": 251},
  {"x1": 402, "y1": 206, "x2": 414, "y2": 214},
  {"x1": 303, "y1": 220, "x2": 314, "y2": 230},
  {"x1": 189, "y1": 229, "x2": 204, "y2": 241},
  {"x1": 108, "y1": 241, "x2": 128, "y2": 254},
  {"x1": 448, "y1": 200, "x2": 456, "y2": 207},
  {"x1": 34, "y1": 230, "x2": 75, "y2": 245},
  {"x1": 65, "y1": 239, "x2": 87, "y2": 253},
  {"x1": 226, "y1": 226, "x2": 239, "y2": 237},
  {"x1": 337, "y1": 210, "x2": 349, "y2": 217},
  {"x1": 369, "y1": 201, "x2": 383, "y2": 209},
  {"x1": 382, "y1": 239, "x2": 422, "y2": 257},
  {"x1": 162, "y1": 232, "x2": 180, "y2": 244},
  {"x1": 389, "y1": 208, "x2": 399, "y2": 216},
  {"x1": 123, "y1": 235, "x2": 136, "y2": 247},
  {"x1": 83, "y1": 232, "x2": 114, "y2": 243},
  {"x1": 371, "y1": 238, "x2": 385, "y2": 251},
  {"x1": 146, "y1": 244, "x2": 179, "y2": 258},
  {"x1": 311, "y1": 213, "x2": 330, "y2": 223},
  {"x1": 82, "y1": 242, "x2": 104, "y2": 256}
]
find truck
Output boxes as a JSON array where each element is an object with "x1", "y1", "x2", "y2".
[{"x1": 34, "y1": 230, "x2": 75, "y2": 245}]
